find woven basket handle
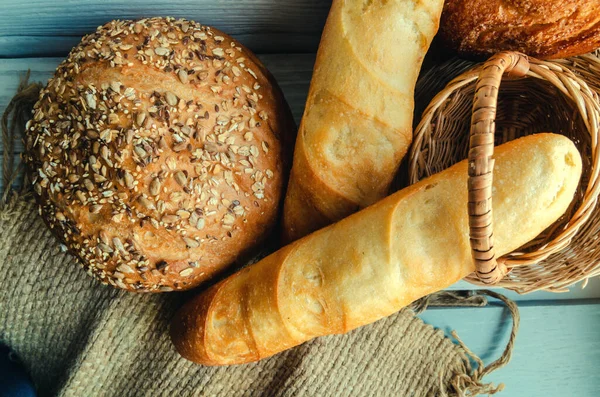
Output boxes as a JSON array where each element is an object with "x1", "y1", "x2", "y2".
[{"x1": 468, "y1": 51, "x2": 530, "y2": 284}]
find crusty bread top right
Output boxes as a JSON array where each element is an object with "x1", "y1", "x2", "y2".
[{"x1": 440, "y1": 0, "x2": 600, "y2": 59}]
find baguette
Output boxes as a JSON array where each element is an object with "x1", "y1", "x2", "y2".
[
  {"x1": 282, "y1": 0, "x2": 445, "y2": 241},
  {"x1": 171, "y1": 134, "x2": 582, "y2": 365}
]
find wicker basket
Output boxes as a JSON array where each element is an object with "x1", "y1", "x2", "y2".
[{"x1": 409, "y1": 51, "x2": 600, "y2": 293}]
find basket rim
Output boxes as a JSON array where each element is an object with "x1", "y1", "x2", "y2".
[{"x1": 409, "y1": 51, "x2": 600, "y2": 293}]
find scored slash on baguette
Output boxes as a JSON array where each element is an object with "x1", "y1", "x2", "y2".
[
  {"x1": 171, "y1": 133, "x2": 582, "y2": 365},
  {"x1": 281, "y1": 0, "x2": 445, "y2": 242}
]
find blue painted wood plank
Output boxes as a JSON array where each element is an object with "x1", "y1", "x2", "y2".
[
  {"x1": 0, "y1": 0, "x2": 330, "y2": 56},
  {"x1": 419, "y1": 302, "x2": 600, "y2": 396}
]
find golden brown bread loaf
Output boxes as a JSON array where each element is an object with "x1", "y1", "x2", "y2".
[
  {"x1": 282, "y1": 0, "x2": 444, "y2": 242},
  {"x1": 171, "y1": 134, "x2": 582, "y2": 365},
  {"x1": 440, "y1": 0, "x2": 600, "y2": 59},
  {"x1": 23, "y1": 17, "x2": 295, "y2": 292}
]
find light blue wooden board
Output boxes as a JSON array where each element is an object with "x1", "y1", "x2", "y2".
[
  {"x1": 0, "y1": 0, "x2": 330, "y2": 56},
  {"x1": 1, "y1": 56, "x2": 600, "y2": 301},
  {"x1": 419, "y1": 303, "x2": 600, "y2": 396}
]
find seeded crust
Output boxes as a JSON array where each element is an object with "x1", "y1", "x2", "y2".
[{"x1": 24, "y1": 17, "x2": 295, "y2": 292}]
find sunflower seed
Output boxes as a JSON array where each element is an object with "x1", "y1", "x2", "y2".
[
  {"x1": 138, "y1": 196, "x2": 156, "y2": 210},
  {"x1": 178, "y1": 69, "x2": 189, "y2": 84},
  {"x1": 223, "y1": 213, "x2": 235, "y2": 225},
  {"x1": 157, "y1": 200, "x2": 165, "y2": 214},
  {"x1": 99, "y1": 231, "x2": 111, "y2": 245},
  {"x1": 85, "y1": 93, "x2": 97, "y2": 109},
  {"x1": 174, "y1": 171, "x2": 187, "y2": 186},
  {"x1": 158, "y1": 136, "x2": 168, "y2": 150},
  {"x1": 90, "y1": 204, "x2": 103, "y2": 213},
  {"x1": 176, "y1": 210, "x2": 190, "y2": 219},
  {"x1": 216, "y1": 115, "x2": 229, "y2": 125},
  {"x1": 162, "y1": 214, "x2": 178, "y2": 224},
  {"x1": 93, "y1": 173, "x2": 106, "y2": 183},
  {"x1": 55, "y1": 212, "x2": 66, "y2": 222},
  {"x1": 117, "y1": 264, "x2": 135, "y2": 274},
  {"x1": 212, "y1": 48, "x2": 224, "y2": 57},
  {"x1": 154, "y1": 47, "x2": 170, "y2": 56},
  {"x1": 100, "y1": 129, "x2": 113, "y2": 142},
  {"x1": 110, "y1": 81, "x2": 121, "y2": 93},
  {"x1": 124, "y1": 87, "x2": 135, "y2": 99},
  {"x1": 113, "y1": 237, "x2": 127, "y2": 254},
  {"x1": 196, "y1": 218, "x2": 205, "y2": 230},
  {"x1": 98, "y1": 243, "x2": 114, "y2": 253},
  {"x1": 136, "y1": 112, "x2": 147, "y2": 126},
  {"x1": 126, "y1": 129, "x2": 135, "y2": 144},
  {"x1": 173, "y1": 142, "x2": 188, "y2": 152},
  {"x1": 124, "y1": 172, "x2": 135, "y2": 189},
  {"x1": 84, "y1": 179, "x2": 94, "y2": 191},
  {"x1": 183, "y1": 237, "x2": 199, "y2": 248},
  {"x1": 165, "y1": 92, "x2": 178, "y2": 106},
  {"x1": 75, "y1": 190, "x2": 86, "y2": 204},
  {"x1": 149, "y1": 178, "x2": 161, "y2": 196},
  {"x1": 100, "y1": 145, "x2": 109, "y2": 160},
  {"x1": 166, "y1": 157, "x2": 177, "y2": 170},
  {"x1": 179, "y1": 268, "x2": 194, "y2": 277},
  {"x1": 159, "y1": 286, "x2": 174, "y2": 292},
  {"x1": 134, "y1": 145, "x2": 148, "y2": 158}
]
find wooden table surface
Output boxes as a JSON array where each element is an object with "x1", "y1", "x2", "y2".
[{"x1": 1, "y1": 1, "x2": 599, "y2": 396}]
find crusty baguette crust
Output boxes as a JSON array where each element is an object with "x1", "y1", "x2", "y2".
[
  {"x1": 282, "y1": 0, "x2": 445, "y2": 241},
  {"x1": 440, "y1": 0, "x2": 600, "y2": 59},
  {"x1": 172, "y1": 134, "x2": 582, "y2": 365}
]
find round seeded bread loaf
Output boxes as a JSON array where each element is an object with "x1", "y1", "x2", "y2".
[{"x1": 24, "y1": 17, "x2": 295, "y2": 292}]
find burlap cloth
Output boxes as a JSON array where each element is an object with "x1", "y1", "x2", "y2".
[{"x1": 0, "y1": 76, "x2": 517, "y2": 397}]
